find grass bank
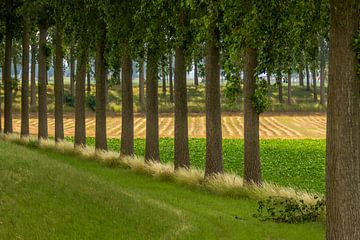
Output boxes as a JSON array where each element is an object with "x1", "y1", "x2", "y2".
[{"x1": 0, "y1": 140, "x2": 324, "y2": 239}]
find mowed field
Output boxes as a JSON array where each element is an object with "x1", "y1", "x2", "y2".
[{"x1": 8, "y1": 112, "x2": 326, "y2": 139}]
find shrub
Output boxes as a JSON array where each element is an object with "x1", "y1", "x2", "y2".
[
  {"x1": 64, "y1": 91, "x2": 75, "y2": 107},
  {"x1": 253, "y1": 196, "x2": 325, "y2": 223},
  {"x1": 86, "y1": 94, "x2": 96, "y2": 111}
]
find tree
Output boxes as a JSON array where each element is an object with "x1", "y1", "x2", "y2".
[
  {"x1": 287, "y1": 72, "x2": 292, "y2": 104},
  {"x1": 30, "y1": 40, "x2": 37, "y2": 107},
  {"x1": 138, "y1": 60, "x2": 145, "y2": 107},
  {"x1": 54, "y1": 26, "x2": 64, "y2": 141},
  {"x1": 326, "y1": 0, "x2": 360, "y2": 238},
  {"x1": 168, "y1": 54, "x2": 174, "y2": 103},
  {"x1": 36, "y1": 1, "x2": 52, "y2": 139},
  {"x1": 20, "y1": 6, "x2": 30, "y2": 136},
  {"x1": 3, "y1": 0, "x2": 14, "y2": 134},
  {"x1": 95, "y1": 19, "x2": 107, "y2": 151},
  {"x1": 173, "y1": 1, "x2": 190, "y2": 169},
  {"x1": 204, "y1": 1, "x2": 223, "y2": 176}
]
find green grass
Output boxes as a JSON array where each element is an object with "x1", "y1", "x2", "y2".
[
  {"x1": 0, "y1": 140, "x2": 324, "y2": 239},
  {"x1": 76, "y1": 138, "x2": 326, "y2": 194}
]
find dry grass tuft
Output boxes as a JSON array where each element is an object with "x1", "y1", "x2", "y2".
[{"x1": 0, "y1": 133, "x2": 321, "y2": 206}]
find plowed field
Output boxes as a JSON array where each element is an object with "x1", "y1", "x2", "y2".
[{"x1": 8, "y1": 113, "x2": 326, "y2": 139}]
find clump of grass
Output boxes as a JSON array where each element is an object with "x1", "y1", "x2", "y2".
[{"x1": 0, "y1": 133, "x2": 321, "y2": 208}]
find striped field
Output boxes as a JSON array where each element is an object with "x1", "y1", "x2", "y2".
[{"x1": 7, "y1": 113, "x2": 326, "y2": 139}]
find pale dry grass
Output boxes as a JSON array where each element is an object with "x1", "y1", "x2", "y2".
[{"x1": 0, "y1": 133, "x2": 321, "y2": 205}]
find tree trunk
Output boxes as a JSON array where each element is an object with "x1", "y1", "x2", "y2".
[
  {"x1": 121, "y1": 54, "x2": 134, "y2": 156},
  {"x1": 139, "y1": 61, "x2": 145, "y2": 107},
  {"x1": 4, "y1": 0, "x2": 12, "y2": 134},
  {"x1": 13, "y1": 52, "x2": 18, "y2": 96},
  {"x1": 299, "y1": 70, "x2": 304, "y2": 87},
  {"x1": 244, "y1": 47, "x2": 261, "y2": 185},
  {"x1": 74, "y1": 49, "x2": 87, "y2": 146},
  {"x1": 205, "y1": 25, "x2": 223, "y2": 176},
  {"x1": 326, "y1": 1, "x2": 360, "y2": 239},
  {"x1": 306, "y1": 65, "x2": 310, "y2": 91},
  {"x1": 162, "y1": 64, "x2": 166, "y2": 97},
  {"x1": 70, "y1": 45, "x2": 75, "y2": 97},
  {"x1": 194, "y1": 61, "x2": 199, "y2": 86},
  {"x1": 21, "y1": 15, "x2": 30, "y2": 136},
  {"x1": 30, "y1": 44, "x2": 36, "y2": 107},
  {"x1": 38, "y1": 26, "x2": 48, "y2": 139},
  {"x1": 174, "y1": 46, "x2": 190, "y2": 169},
  {"x1": 145, "y1": 50, "x2": 160, "y2": 162},
  {"x1": 312, "y1": 68, "x2": 317, "y2": 102},
  {"x1": 54, "y1": 26, "x2": 64, "y2": 141},
  {"x1": 267, "y1": 73, "x2": 271, "y2": 85},
  {"x1": 277, "y1": 75, "x2": 283, "y2": 103},
  {"x1": 320, "y1": 39, "x2": 326, "y2": 105},
  {"x1": 95, "y1": 24, "x2": 107, "y2": 151},
  {"x1": 87, "y1": 64, "x2": 91, "y2": 94},
  {"x1": 287, "y1": 72, "x2": 292, "y2": 104},
  {"x1": 169, "y1": 55, "x2": 174, "y2": 103}
]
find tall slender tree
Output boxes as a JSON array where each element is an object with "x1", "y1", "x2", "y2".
[
  {"x1": 326, "y1": 0, "x2": 360, "y2": 238},
  {"x1": 54, "y1": 25, "x2": 64, "y2": 141},
  {"x1": 95, "y1": 20, "x2": 107, "y2": 151},
  {"x1": 37, "y1": 24, "x2": 48, "y2": 139},
  {"x1": 21, "y1": 9, "x2": 30, "y2": 136},
  {"x1": 168, "y1": 54, "x2": 174, "y2": 103},
  {"x1": 120, "y1": 53, "x2": 133, "y2": 155},
  {"x1": 138, "y1": 60, "x2": 145, "y2": 107},
  {"x1": 173, "y1": 2, "x2": 190, "y2": 169},
  {"x1": 30, "y1": 42, "x2": 37, "y2": 107},
  {"x1": 204, "y1": 2, "x2": 223, "y2": 176},
  {"x1": 3, "y1": 0, "x2": 14, "y2": 134}
]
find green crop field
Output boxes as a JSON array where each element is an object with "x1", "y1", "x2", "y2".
[{"x1": 67, "y1": 138, "x2": 326, "y2": 194}]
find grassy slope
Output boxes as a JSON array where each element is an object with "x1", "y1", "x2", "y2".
[
  {"x1": 0, "y1": 140, "x2": 324, "y2": 239},
  {"x1": 81, "y1": 138, "x2": 325, "y2": 193}
]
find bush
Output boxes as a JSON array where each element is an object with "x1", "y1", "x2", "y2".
[
  {"x1": 86, "y1": 94, "x2": 96, "y2": 111},
  {"x1": 253, "y1": 196, "x2": 325, "y2": 223},
  {"x1": 64, "y1": 91, "x2": 75, "y2": 107}
]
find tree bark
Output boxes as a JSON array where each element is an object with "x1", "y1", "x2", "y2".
[
  {"x1": 145, "y1": 50, "x2": 160, "y2": 162},
  {"x1": 87, "y1": 65, "x2": 91, "y2": 94},
  {"x1": 121, "y1": 54, "x2": 134, "y2": 156},
  {"x1": 287, "y1": 72, "x2": 292, "y2": 105},
  {"x1": 70, "y1": 45, "x2": 75, "y2": 97},
  {"x1": 320, "y1": 39, "x2": 326, "y2": 105},
  {"x1": 95, "y1": 24, "x2": 107, "y2": 151},
  {"x1": 139, "y1": 61, "x2": 145, "y2": 107},
  {"x1": 38, "y1": 26, "x2": 48, "y2": 139},
  {"x1": 13, "y1": 52, "x2": 18, "y2": 96},
  {"x1": 277, "y1": 74, "x2": 283, "y2": 103},
  {"x1": 312, "y1": 68, "x2": 317, "y2": 102},
  {"x1": 205, "y1": 24, "x2": 223, "y2": 176},
  {"x1": 194, "y1": 61, "x2": 199, "y2": 86},
  {"x1": 74, "y1": 49, "x2": 87, "y2": 146},
  {"x1": 30, "y1": 44, "x2": 37, "y2": 107},
  {"x1": 326, "y1": 0, "x2": 360, "y2": 239},
  {"x1": 267, "y1": 73, "x2": 271, "y2": 85},
  {"x1": 162, "y1": 64, "x2": 166, "y2": 97},
  {"x1": 3, "y1": 0, "x2": 13, "y2": 134},
  {"x1": 299, "y1": 70, "x2": 304, "y2": 87},
  {"x1": 306, "y1": 65, "x2": 310, "y2": 91},
  {"x1": 174, "y1": 46, "x2": 190, "y2": 169},
  {"x1": 169, "y1": 55, "x2": 174, "y2": 103},
  {"x1": 21, "y1": 15, "x2": 30, "y2": 136},
  {"x1": 54, "y1": 26, "x2": 64, "y2": 141},
  {"x1": 244, "y1": 47, "x2": 261, "y2": 185}
]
